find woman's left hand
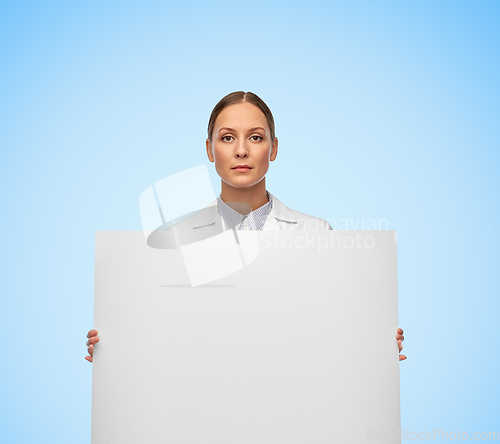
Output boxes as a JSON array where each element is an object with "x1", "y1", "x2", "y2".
[{"x1": 397, "y1": 327, "x2": 406, "y2": 361}]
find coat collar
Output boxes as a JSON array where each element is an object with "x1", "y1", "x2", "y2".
[{"x1": 193, "y1": 192, "x2": 297, "y2": 230}]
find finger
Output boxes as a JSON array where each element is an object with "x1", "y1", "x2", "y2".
[
  {"x1": 397, "y1": 340, "x2": 403, "y2": 352},
  {"x1": 87, "y1": 329, "x2": 99, "y2": 338},
  {"x1": 85, "y1": 356, "x2": 93, "y2": 363},
  {"x1": 396, "y1": 334, "x2": 405, "y2": 341},
  {"x1": 397, "y1": 328, "x2": 404, "y2": 335},
  {"x1": 88, "y1": 344, "x2": 94, "y2": 356},
  {"x1": 399, "y1": 354, "x2": 407, "y2": 361},
  {"x1": 86, "y1": 336, "x2": 100, "y2": 347}
]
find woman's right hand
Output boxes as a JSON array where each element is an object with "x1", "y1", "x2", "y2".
[{"x1": 85, "y1": 329, "x2": 100, "y2": 363}]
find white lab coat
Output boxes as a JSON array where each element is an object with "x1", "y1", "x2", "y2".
[{"x1": 147, "y1": 193, "x2": 332, "y2": 249}]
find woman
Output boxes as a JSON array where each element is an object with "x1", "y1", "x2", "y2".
[{"x1": 86, "y1": 91, "x2": 406, "y2": 361}]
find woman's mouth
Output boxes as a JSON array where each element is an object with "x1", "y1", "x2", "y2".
[{"x1": 232, "y1": 165, "x2": 253, "y2": 172}]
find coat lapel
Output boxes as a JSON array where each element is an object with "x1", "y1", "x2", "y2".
[
  {"x1": 263, "y1": 193, "x2": 298, "y2": 231},
  {"x1": 193, "y1": 199, "x2": 219, "y2": 229},
  {"x1": 192, "y1": 193, "x2": 298, "y2": 231}
]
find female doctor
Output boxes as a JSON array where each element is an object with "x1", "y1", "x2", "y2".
[{"x1": 85, "y1": 91, "x2": 406, "y2": 361}]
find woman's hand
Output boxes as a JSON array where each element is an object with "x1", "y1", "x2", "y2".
[
  {"x1": 85, "y1": 328, "x2": 405, "y2": 362},
  {"x1": 85, "y1": 329, "x2": 100, "y2": 363},
  {"x1": 397, "y1": 327, "x2": 406, "y2": 361}
]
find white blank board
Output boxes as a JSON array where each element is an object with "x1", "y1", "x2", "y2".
[{"x1": 92, "y1": 231, "x2": 401, "y2": 443}]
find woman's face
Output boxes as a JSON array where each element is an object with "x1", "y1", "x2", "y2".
[{"x1": 206, "y1": 102, "x2": 278, "y2": 189}]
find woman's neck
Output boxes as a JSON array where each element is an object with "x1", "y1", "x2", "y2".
[{"x1": 220, "y1": 179, "x2": 269, "y2": 212}]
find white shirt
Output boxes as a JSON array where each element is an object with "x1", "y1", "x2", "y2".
[{"x1": 216, "y1": 190, "x2": 273, "y2": 230}]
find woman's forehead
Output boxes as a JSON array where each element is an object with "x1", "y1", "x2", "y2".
[{"x1": 215, "y1": 102, "x2": 268, "y2": 130}]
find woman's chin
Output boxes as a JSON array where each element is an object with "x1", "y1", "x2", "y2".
[{"x1": 223, "y1": 177, "x2": 261, "y2": 189}]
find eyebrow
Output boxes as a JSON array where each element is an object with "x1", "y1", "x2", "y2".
[{"x1": 218, "y1": 126, "x2": 266, "y2": 133}]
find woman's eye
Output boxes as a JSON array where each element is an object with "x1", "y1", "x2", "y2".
[{"x1": 221, "y1": 135, "x2": 262, "y2": 142}]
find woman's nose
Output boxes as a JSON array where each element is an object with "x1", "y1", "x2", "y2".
[{"x1": 235, "y1": 142, "x2": 249, "y2": 157}]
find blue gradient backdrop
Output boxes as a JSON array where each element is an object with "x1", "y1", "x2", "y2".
[{"x1": 1, "y1": 1, "x2": 498, "y2": 442}]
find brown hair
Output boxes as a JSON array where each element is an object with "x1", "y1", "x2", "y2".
[{"x1": 207, "y1": 91, "x2": 275, "y2": 143}]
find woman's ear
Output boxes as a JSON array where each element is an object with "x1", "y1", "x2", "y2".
[
  {"x1": 206, "y1": 138, "x2": 215, "y2": 163},
  {"x1": 270, "y1": 137, "x2": 278, "y2": 162}
]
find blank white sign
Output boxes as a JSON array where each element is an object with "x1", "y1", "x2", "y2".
[{"x1": 91, "y1": 230, "x2": 401, "y2": 443}]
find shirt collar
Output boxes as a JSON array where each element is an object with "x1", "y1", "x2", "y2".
[
  {"x1": 193, "y1": 191, "x2": 297, "y2": 229},
  {"x1": 216, "y1": 190, "x2": 273, "y2": 230}
]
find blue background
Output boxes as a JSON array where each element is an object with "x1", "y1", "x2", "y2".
[{"x1": 1, "y1": 1, "x2": 499, "y2": 442}]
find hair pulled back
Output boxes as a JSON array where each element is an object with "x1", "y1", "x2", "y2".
[{"x1": 207, "y1": 91, "x2": 275, "y2": 143}]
